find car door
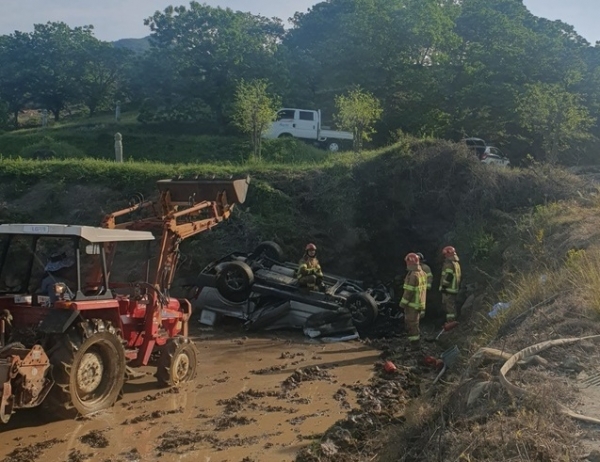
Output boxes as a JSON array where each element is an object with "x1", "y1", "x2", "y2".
[
  {"x1": 487, "y1": 147, "x2": 510, "y2": 166},
  {"x1": 294, "y1": 111, "x2": 317, "y2": 140},
  {"x1": 464, "y1": 138, "x2": 487, "y2": 159},
  {"x1": 273, "y1": 109, "x2": 295, "y2": 134}
]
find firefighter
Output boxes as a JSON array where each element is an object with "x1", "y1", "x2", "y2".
[
  {"x1": 399, "y1": 253, "x2": 427, "y2": 350},
  {"x1": 439, "y1": 246, "x2": 462, "y2": 322},
  {"x1": 416, "y1": 252, "x2": 433, "y2": 290},
  {"x1": 297, "y1": 243, "x2": 325, "y2": 290}
]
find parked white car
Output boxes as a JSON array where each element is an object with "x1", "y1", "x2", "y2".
[
  {"x1": 263, "y1": 108, "x2": 353, "y2": 152},
  {"x1": 463, "y1": 137, "x2": 510, "y2": 167},
  {"x1": 481, "y1": 146, "x2": 510, "y2": 167}
]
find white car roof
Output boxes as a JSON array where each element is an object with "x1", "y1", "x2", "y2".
[{"x1": 0, "y1": 224, "x2": 155, "y2": 243}]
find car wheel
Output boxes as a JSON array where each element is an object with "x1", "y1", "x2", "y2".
[
  {"x1": 252, "y1": 241, "x2": 284, "y2": 262},
  {"x1": 345, "y1": 292, "x2": 378, "y2": 328},
  {"x1": 323, "y1": 140, "x2": 340, "y2": 152},
  {"x1": 216, "y1": 261, "x2": 254, "y2": 303}
]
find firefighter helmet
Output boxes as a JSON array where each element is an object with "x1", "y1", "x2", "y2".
[
  {"x1": 305, "y1": 243, "x2": 317, "y2": 251},
  {"x1": 405, "y1": 253, "x2": 420, "y2": 265},
  {"x1": 442, "y1": 246, "x2": 456, "y2": 258}
]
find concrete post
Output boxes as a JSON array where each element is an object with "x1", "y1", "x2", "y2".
[
  {"x1": 114, "y1": 132, "x2": 123, "y2": 163},
  {"x1": 41, "y1": 109, "x2": 48, "y2": 128},
  {"x1": 115, "y1": 101, "x2": 121, "y2": 122}
]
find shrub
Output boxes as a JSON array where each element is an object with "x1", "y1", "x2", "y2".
[{"x1": 19, "y1": 136, "x2": 86, "y2": 160}]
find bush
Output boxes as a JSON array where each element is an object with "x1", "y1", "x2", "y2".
[
  {"x1": 19, "y1": 136, "x2": 86, "y2": 160},
  {"x1": 137, "y1": 97, "x2": 217, "y2": 128},
  {"x1": 261, "y1": 138, "x2": 331, "y2": 163}
]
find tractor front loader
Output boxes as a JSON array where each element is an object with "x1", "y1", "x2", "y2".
[{"x1": 0, "y1": 176, "x2": 249, "y2": 424}]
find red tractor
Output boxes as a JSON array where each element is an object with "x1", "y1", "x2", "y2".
[{"x1": 0, "y1": 176, "x2": 249, "y2": 423}]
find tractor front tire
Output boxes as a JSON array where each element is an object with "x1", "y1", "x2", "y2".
[
  {"x1": 156, "y1": 337, "x2": 198, "y2": 388},
  {"x1": 44, "y1": 319, "x2": 126, "y2": 419}
]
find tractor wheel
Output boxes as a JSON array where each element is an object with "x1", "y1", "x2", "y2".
[
  {"x1": 216, "y1": 261, "x2": 254, "y2": 303},
  {"x1": 345, "y1": 292, "x2": 378, "y2": 328},
  {"x1": 156, "y1": 337, "x2": 198, "y2": 387},
  {"x1": 252, "y1": 241, "x2": 284, "y2": 262},
  {"x1": 43, "y1": 319, "x2": 126, "y2": 419}
]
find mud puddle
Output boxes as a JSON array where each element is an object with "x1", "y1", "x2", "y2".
[{"x1": 0, "y1": 326, "x2": 380, "y2": 462}]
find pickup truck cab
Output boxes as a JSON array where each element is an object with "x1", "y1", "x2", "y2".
[{"x1": 263, "y1": 108, "x2": 353, "y2": 152}]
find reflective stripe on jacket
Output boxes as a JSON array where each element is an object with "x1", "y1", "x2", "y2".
[
  {"x1": 297, "y1": 257, "x2": 323, "y2": 278},
  {"x1": 439, "y1": 259, "x2": 461, "y2": 294},
  {"x1": 400, "y1": 268, "x2": 427, "y2": 311}
]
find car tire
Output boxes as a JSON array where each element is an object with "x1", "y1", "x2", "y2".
[
  {"x1": 345, "y1": 292, "x2": 378, "y2": 328},
  {"x1": 252, "y1": 241, "x2": 284, "y2": 262},
  {"x1": 322, "y1": 140, "x2": 340, "y2": 152},
  {"x1": 216, "y1": 261, "x2": 254, "y2": 303}
]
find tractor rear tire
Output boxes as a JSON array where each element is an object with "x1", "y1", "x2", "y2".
[
  {"x1": 43, "y1": 319, "x2": 126, "y2": 419},
  {"x1": 156, "y1": 337, "x2": 198, "y2": 387}
]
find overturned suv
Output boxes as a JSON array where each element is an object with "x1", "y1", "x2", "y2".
[{"x1": 191, "y1": 242, "x2": 396, "y2": 336}]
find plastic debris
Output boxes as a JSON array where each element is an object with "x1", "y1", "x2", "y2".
[{"x1": 488, "y1": 302, "x2": 511, "y2": 318}]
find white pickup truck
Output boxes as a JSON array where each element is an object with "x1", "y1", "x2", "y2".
[{"x1": 263, "y1": 108, "x2": 353, "y2": 152}]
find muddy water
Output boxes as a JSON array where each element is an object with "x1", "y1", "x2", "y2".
[{"x1": 0, "y1": 326, "x2": 380, "y2": 462}]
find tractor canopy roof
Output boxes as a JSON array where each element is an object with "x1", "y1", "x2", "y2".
[{"x1": 0, "y1": 224, "x2": 154, "y2": 243}]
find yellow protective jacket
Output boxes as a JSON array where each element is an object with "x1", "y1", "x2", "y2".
[
  {"x1": 297, "y1": 256, "x2": 323, "y2": 278},
  {"x1": 400, "y1": 265, "x2": 427, "y2": 311},
  {"x1": 439, "y1": 257, "x2": 461, "y2": 294},
  {"x1": 421, "y1": 262, "x2": 433, "y2": 290}
]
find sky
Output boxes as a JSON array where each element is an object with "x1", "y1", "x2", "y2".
[{"x1": 0, "y1": 0, "x2": 598, "y2": 44}]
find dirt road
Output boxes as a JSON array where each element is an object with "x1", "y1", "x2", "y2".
[{"x1": 0, "y1": 325, "x2": 381, "y2": 462}]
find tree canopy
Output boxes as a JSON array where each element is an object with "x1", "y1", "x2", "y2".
[{"x1": 1, "y1": 0, "x2": 599, "y2": 164}]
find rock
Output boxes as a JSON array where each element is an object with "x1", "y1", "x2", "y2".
[
  {"x1": 320, "y1": 440, "x2": 338, "y2": 456},
  {"x1": 586, "y1": 450, "x2": 600, "y2": 462},
  {"x1": 473, "y1": 294, "x2": 486, "y2": 311},
  {"x1": 461, "y1": 294, "x2": 475, "y2": 313},
  {"x1": 467, "y1": 381, "x2": 502, "y2": 408},
  {"x1": 561, "y1": 356, "x2": 584, "y2": 373}
]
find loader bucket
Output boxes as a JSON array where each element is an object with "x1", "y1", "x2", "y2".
[{"x1": 157, "y1": 176, "x2": 250, "y2": 205}]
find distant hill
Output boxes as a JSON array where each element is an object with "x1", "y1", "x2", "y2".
[{"x1": 113, "y1": 37, "x2": 151, "y2": 53}]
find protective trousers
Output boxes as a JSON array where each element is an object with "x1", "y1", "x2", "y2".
[
  {"x1": 442, "y1": 293, "x2": 457, "y2": 321},
  {"x1": 404, "y1": 306, "x2": 421, "y2": 342},
  {"x1": 298, "y1": 274, "x2": 317, "y2": 289}
]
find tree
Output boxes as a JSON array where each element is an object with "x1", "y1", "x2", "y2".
[
  {"x1": 517, "y1": 83, "x2": 595, "y2": 163},
  {"x1": 232, "y1": 79, "x2": 280, "y2": 160},
  {"x1": 0, "y1": 32, "x2": 35, "y2": 127},
  {"x1": 80, "y1": 43, "x2": 132, "y2": 116},
  {"x1": 28, "y1": 22, "x2": 97, "y2": 120},
  {"x1": 143, "y1": 3, "x2": 284, "y2": 125},
  {"x1": 335, "y1": 88, "x2": 382, "y2": 152}
]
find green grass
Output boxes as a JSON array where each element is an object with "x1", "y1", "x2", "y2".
[{"x1": 0, "y1": 110, "x2": 346, "y2": 165}]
